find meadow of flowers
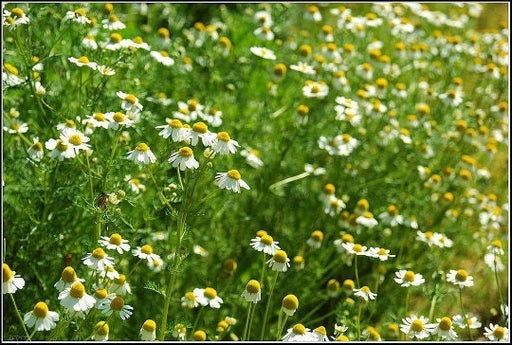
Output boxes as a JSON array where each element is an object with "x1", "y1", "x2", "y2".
[{"x1": 2, "y1": 2, "x2": 509, "y2": 342}]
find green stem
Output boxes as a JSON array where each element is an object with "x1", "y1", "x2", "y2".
[
  {"x1": 354, "y1": 255, "x2": 360, "y2": 288},
  {"x1": 357, "y1": 302, "x2": 363, "y2": 341},
  {"x1": 260, "y1": 271, "x2": 279, "y2": 340},
  {"x1": 192, "y1": 307, "x2": 204, "y2": 333},
  {"x1": 275, "y1": 313, "x2": 288, "y2": 340},
  {"x1": 268, "y1": 171, "x2": 311, "y2": 191},
  {"x1": 9, "y1": 294, "x2": 31, "y2": 341},
  {"x1": 242, "y1": 302, "x2": 254, "y2": 341},
  {"x1": 459, "y1": 287, "x2": 473, "y2": 340},
  {"x1": 493, "y1": 254, "x2": 505, "y2": 316}
]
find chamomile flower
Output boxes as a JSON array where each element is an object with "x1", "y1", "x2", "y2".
[
  {"x1": 281, "y1": 294, "x2": 299, "y2": 316},
  {"x1": 98, "y1": 233, "x2": 130, "y2": 254},
  {"x1": 282, "y1": 324, "x2": 316, "y2": 342},
  {"x1": 3, "y1": 263, "x2": 25, "y2": 294},
  {"x1": 140, "y1": 319, "x2": 157, "y2": 341},
  {"x1": 254, "y1": 10, "x2": 273, "y2": 26},
  {"x1": 240, "y1": 147, "x2": 264, "y2": 168},
  {"x1": 446, "y1": 269, "x2": 474, "y2": 288},
  {"x1": 215, "y1": 169, "x2": 250, "y2": 193},
  {"x1": 102, "y1": 14, "x2": 126, "y2": 30},
  {"x1": 150, "y1": 50, "x2": 175, "y2": 66},
  {"x1": 212, "y1": 131, "x2": 239, "y2": 155},
  {"x1": 54, "y1": 266, "x2": 84, "y2": 292},
  {"x1": 92, "y1": 321, "x2": 109, "y2": 341},
  {"x1": 105, "y1": 111, "x2": 134, "y2": 129},
  {"x1": 341, "y1": 242, "x2": 370, "y2": 256},
  {"x1": 168, "y1": 146, "x2": 200, "y2": 171},
  {"x1": 241, "y1": 279, "x2": 262, "y2": 303},
  {"x1": 3, "y1": 7, "x2": 30, "y2": 29},
  {"x1": 132, "y1": 245, "x2": 161, "y2": 265},
  {"x1": 307, "y1": 230, "x2": 324, "y2": 249},
  {"x1": 189, "y1": 121, "x2": 217, "y2": 147},
  {"x1": 125, "y1": 175, "x2": 146, "y2": 194},
  {"x1": 254, "y1": 25, "x2": 274, "y2": 41},
  {"x1": 194, "y1": 287, "x2": 223, "y2": 308},
  {"x1": 97, "y1": 296, "x2": 133, "y2": 320},
  {"x1": 27, "y1": 137, "x2": 44, "y2": 161},
  {"x1": 193, "y1": 244, "x2": 209, "y2": 257},
  {"x1": 302, "y1": 80, "x2": 329, "y2": 98},
  {"x1": 3, "y1": 63, "x2": 26, "y2": 86},
  {"x1": 117, "y1": 91, "x2": 143, "y2": 114},
  {"x1": 400, "y1": 315, "x2": 436, "y2": 339},
  {"x1": 326, "y1": 279, "x2": 340, "y2": 297},
  {"x1": 250, "y1": 46, "x2": 276, "y2": 60},
  {"x1": 58, "y1": 281, "x2": 96, "y2": 313},
  {"x1": 181, "y1": 291, "x2": 199, "y2": 309},
  {"x1": 126, "y1": 143, "x2": 157, "y2": 164},
  {"x1": 356, "y1": 211, "x2": 378, "y2": 228},
  {"x1": 267, "y1": 249, "x2": 291, "y2": 272},
  {"x1": 435, "y1": 317, "x2": 458, "y2": 340},
  {"x1": 82, "y1": 34, "x2": 98, "y2": 50},
  {"x1": 64, "y1": 8, "x2": 91, "y2": 24},
  {"x1": 82, "y1": 248, "x2": 115, "y2": 271},
  {"x1": 156, "y1": 118, "x2": 190, "y2": 142},
  {"x1": 452, "y1": 314, "x2": 482, "y2": 329},
  {"x1": 83, "y1": 112, "x2": 110, "y2": 130},
  {"x1": 290, "y1": 61, "x2": 316, "y2": 75},
  {"x1": 368, "y1": 247, "x2": 396, "y2": 261},
  {"x1": 44, "y1": 138, "x2": 76, "y2": 160},
  {"x1": 128, "y1": 36, "x2": 151, "y2": 51},
  {"x1": 110, "y1": 274, "x2": 132, "y2": 296},
  {"x1": 102, "y1": 32, "x2": 128, "y2": 51},
  {"x1": 3, "y1": 118, "x2": 28, "y2": 134},
  {"x1": 68, "y1": 56, "x2": 97, "y2": 70},
  {"x1": 23, "y1": 301, "x2": 59, "y2": 332},
  {"x1": 484, "y1": 323, "x2": 508, "y2": 341},
  {"x1": 60, "y1": 128, "x2": 91, "y2": 154},
  {"x1": 353, "y1": 286, "x2": 377, "y2": 302},
  {"x1": 378, "y1": 205, "x2": 404, "y2": 226},
  {"x1": 394, "y1": 269, "x2": 425, "y2": 287},
  {"x1": 484, "y1": 252, "x2": 505, "y2": 272},
  {"x1": 250, "y1": 233, "x2": 280, "y2": 255}
]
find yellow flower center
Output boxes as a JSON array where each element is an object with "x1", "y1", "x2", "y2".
[
  {"x1": 4, "y1": 63, "x2": 19, "y2": 75},
  {"x1": 160, "y1": 50, "x2": 169, "y2": 57},
  {"x1": 342, "y1": 234, "x2": 354, "y2": 243},
  {"x1": 168, "y1": 119, "x2": 182, "y2": 128},
  {"x1": 193, "y1": 330, "x2": 206, "y2": 341},
  {"x1": 323, "y1": 183, "x2": 335, "y2": 195},
  {"x1": 310, "y1": 84, "x2": 321, "y2": 93},
  {"x1": 95, "y1": 321, "x2": 109, "y2": 335},
  {"x1": 192, "y1": 122, "x2": 208, "y2": 133},
  {"x1": 343, "y1": 279, "x2": 355, "y2": 290},
  {"x1": 133, "y1": 36, "x2": 144, "y2": 44},
  {"x1": 74, "y1": 8, "x2": 86, "y2": 16},
  {"x1": 224, "y1": 259, "x2": 237, "y2": 272},
  {"x1": 273, "y1": 250, "x2": 288, "y2": 263},
  {"x1": 311, "y1": 230, "x2": 324, "y2": 242},
  {"x1": 12, "y1": 8, "x2": 25, "y2": 18},
  {"x1": 11, "y1": 122, "x2": 20, "y2": 131},
  {"x1": 217, "y1": 131, "x2": 231, "y2": 142},
  {"x1": 227, "y1": 170, "x2": 241, "y2": 180},
  {"x1": 92, "y1": 247, "x2": 106, "y2": 259},
  {"x1": 158, "y1": 27, "x2": 170, "y2": 39},
  {"x1": 439, "y1": 317, "x2": 452, "y2": 331},
  {"x1": 114, "y1": 274, "x2": 126, "y2": 285},
  {"x1": 3, "y1": 264, "x2": 13, "y2": 282},
  {"x1": 124, "y1": 94, "x2": 137, "y2": 104},
  {"x1": 143, "y1": 319, "x2": 156, "y2": 332},
  {"x1": 360, "y1": 286, "x2": 371, "y2": 293},
  {"x1": 93, "y1": 113, "x2": 106, "y2": 121},
  {"x1": 187, "y1": 99, "x2": 198, "y2": 111},
  {"x1": 246, "y1": 280, "x2": 261, "y2": 293},
  {"x1": 69, "y1": 134, "x2": 82, "y2": 146},
  {"x1": 109, "y1": 296, "x2": 124, "y2": 311},
  {"x1": 69, "y1": 282, "x2": 85, "y2": 298},
  {"x1": 113, "y1": 112, "x2": 125, "y2": 122},
  {"x1": 95, "y1": 288, "x2": 108, "y2": 299},
  {"x1": 493, "y1": 326, "x2": 506, "y2": 339},
  {"x1": 185, "y1": 291, "x2": 196, "y2": 300},
  {"x1": 110, "y1": 33, "x2": 122, "y2": 43},
  {"x1": 204, "y1": 287, "x2": 217, "y2": 299},
  {"x1": 327, "y1": 279, "x2": 340, "y2": 291},
  {"x1": 282, "y1": 294, "x2": 299, "y2": 310},
  {"x1": 61, "y1": 266, "x2": 77, "y2": 283},
  {"x1": 297, "y1": 104, "x2": 309, "y2": 116},
  {"x1": 256, "y1": 230, "x2": 267, "y2": 237},
  {"x1": 292, "y1": 323, "x2": 306, "y2": 335},
  {"x1": 411, "y1": 319, "x2": 424, "y2": 332},
  {"x1": 141, "y1": 244, "x2": 153, "y2": 254},
  {"x1": 491, "y1": 240, "x2": 503, "y2": 249},
  {"x1": 109, "y1": 233, "x2": 122, "y2": 245},
  {"x1": 135, "y1": 143, "x2": 149, "y2": 152},
  {"x1": 219, "y1": 36, "x2": 231, "y2": 49},
  {"x1": 404, "y1": 271, "x2": 416, "y2": 282},
  {"x1": 31, "y1": 301, "x2": 48, "y2": 318},
  {"x1": 377, "y1": 248, "x2": 388, "y2": 256},
  {"x1": 178, "y1": 146, "x2": 193, "y2": 158},
  {"x1": 260, "y1": 235, "x2": 274, "y2": 246},
  {"x1": 56, "y1": 139, "x2": 69, "y2": 152},
  {"x1": 31, "y1": 141, "x2": 43, "y2": 151},
  {"x1": 455, "y1": 269, "x2": 468, "y2": 281},
  {"x1": 77, "y1": 56, "x2": 90, "y2": 64}
]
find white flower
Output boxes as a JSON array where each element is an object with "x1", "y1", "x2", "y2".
[
  {"x1": 356, "y1": 211, "x2": 378, "y2": 228},
  {"x1": 367, "y1": 247, "x2": 396, "y2": 261},
  {"x1": 241, "y1": 147, "x2": 264, "y2": 168},
  {"x1": 132, "y1": 245, "x2": 161, "y2": 265},
  {"x1": 27, "y1": 137, "x2": 44, "y2": 161},
  {"x1": 102, "y1": 15, "x2": 126, "y2": 30},
  {"x1": 140, "y1": 320, "x2": 157, "y2": 341},
  {"x1": 3, "y1": 264, "x2": 25, "y2": 294},
  {"x1": 290, "y1": 61, "x2": 316, "y2": 75},
  {"x1": 452, "y1": 314, "x2": 482, "y2": 329},
  {"x1": 3, "y1": 63, "x2": 26, "y2": 86},
  {"x1": 126, "y1": 143, "x2": 157, "y2": 164},
  {"x1": 211, "y1": 131, "x2": 239, "y2": 155},
  {"x1": 267, "y1": 250, "x2": 290, "y2": 272},
  {"x1": 435, "y1": 317, "x2": 458, "y2": 340},
  {"x1": 282, "y1": 324, "x2": 317, "y2": 341},
  {"x1": 68, "y1": 56, "x2": 97, "y2": 70},
  {"x1": 23, "y1": 302, "x2": 59, "y2": 331},
  {"x1": 341, "y1": 242, "x2": 370, "y2": 256},
  {"x1": 82, "y1": 248, "x2": 115, "y2": 271},
  {"x1": 116, "y1": 91, "x2": 143, "y2": 114},
  {"x1": 58, "y1": 282, "x2": 96, "y2": 313},
  {"x1": 105, "y1": 111, "x2": 134, "y2": 129},
  {"x1": 394, "y1": 269, "x2": 425, "y2": 287},
  {"x1": 215, "y1": 170, "x2": 250, "y2": 193},
  {"x1": 400, "y1": 315, "x2": 436, "y2": 339},
  {"x1": 45, "y1": 138, "x2": 76, "y2": 160},
  {"x1": 302, "y1": 81, "x2": 329, "y2": 98},
  {"x1": 110, "y1": 274, "x2": 132, "y2": 296},
  {"x1": 150, "y1": 50, "x2": 175, "y2": 66},
  {"x1": 60, "y1": 128, "x2": 91, "y2": 154},
  {"x1": 92, "y1": 321, "x2": 109, "y2": 341},
  {"x1": 156, "y1": 118, "x2": 191, "y2": 142},
  {"x1": 168, "y1": 146, "x2": 200, "y2": 171},
  {"x1": 483, "y1": 323, "x2": 509, "y2": 341},
  {"x1": 250, "y1": 233, "x2": 280, "y2": 255},
  {"x1": 188, "y1": 121, "x2": 217, "y2": 147},
  {"x1": 3, "y1": 118, "x2": 28, "y2": 134},
  {"x1": 64, "y1": 8, "x2": 91, "y2": 24},
  {"x1": 98, "y1": 233, "x2": 130, "y2": 254},
  {"x1": 54, "y1": 266, "x2": 84, "y2": 292},
  {"x1": 194, "y1": 287, "x2": 223, "y2": 308},
  {"x1": 97, "y1": 296, "x2": 133, "y2": 320},
  {"x1": 250, "y1": 46, "x2": 276, "y2": 60},
  {"x1": 181, "y1": 291, "x2": 199, "y2": 309},
  {"x1": 446, "y1": 269, "x2": 474, "y2": 288},
  {"x1": 96, "y1": 65, "x2": 116, "y2": 76},
  {"x1": 81, "y1": 35, "x2": 98, "y2": 50},
  {"x1": 353, "y1": 286, "x2": 377, "y2": 301},
  {"x1": 241, "y1": 280, "x2": 262, "y2": 303},
  {"x1": 484, "y1": 252, "x2": 505, "y2": 272}
]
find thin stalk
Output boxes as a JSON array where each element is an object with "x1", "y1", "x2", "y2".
[
  {"x1": 260, "y1": 271, "x2": 279, "y2": 340},
  {"x1": 459, "y1": 287, "x2": 473, "y2": 340},
  {"x1": 9, "y1": 294, "x2": 31, "y2": 341},
  {"x1": 192, "y1": 307, "x2": 204, "y2": 333},
  {"x1": 275, "y1": 312, "x2": 288, "y2": 341},
  {"x1": 354, "y1": 255, "x2": 360, "y2": 288},
  {"x1": 357, "y1": 302, "x2": 363, "y2": 341},
  {"x1": 242, "y1": 302, "x2": 255, "y2": 341}
]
